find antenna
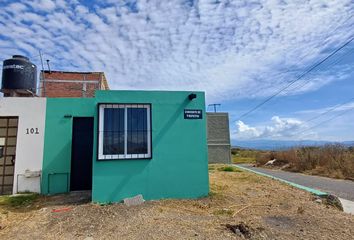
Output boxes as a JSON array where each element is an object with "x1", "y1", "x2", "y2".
[
  {"x1": 208, "y1": 104, "x2": 221, "y2": 113},
  {"x1": 46, "y1": 59, "x2": 51, "y2": 73}
]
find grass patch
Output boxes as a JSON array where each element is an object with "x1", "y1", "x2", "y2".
[
  {"x1": 208, "y1": 165, "x2": 216, "y2": 171},
  {"x1": 231, "y1": 148, "x2": 258, "y2": 164},
  {"x1": 0, "y1": 194, "x2": 39, "y2": 208},
  {"x1": 218, "y1": 166, "x2": 241, "y2": 172},
  {"x1": 232, "y1": 156, "x2": 256, "y2": 164},
  {"x1": 208, "y1": 191, "x2": 218, "y2": 197}
]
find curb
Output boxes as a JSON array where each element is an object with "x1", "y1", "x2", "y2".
[{"x1": 233, "y1": 164, "x2": 328, "y2": 197}]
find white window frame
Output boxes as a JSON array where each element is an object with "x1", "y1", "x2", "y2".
[{"x1": 98, "y1": 104, "x2": 151, "y2": 160}]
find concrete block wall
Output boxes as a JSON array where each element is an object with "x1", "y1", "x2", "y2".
[{"x1": 207, "y1": 113, "x2": 231, "y2": 164}]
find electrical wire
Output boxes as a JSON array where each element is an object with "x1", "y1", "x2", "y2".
[
  {"x1": 236, "y1": 35, "x2": 354, "y2": 121},
  {"x1": 282, "y1": 47, "x2": 354, "y2": 95},
  {"x1": 297, "y1": 107, "x2": 354, "y2": 136},
  {"x1": 302, "y1": 98, "x2": 354, "y2": 124},
  {"x1": 233, "y1": 15, "x2": 354, "y2": 100},
  {"x1": 256, "y1": 47, "x2": 354, "y2": 113}
]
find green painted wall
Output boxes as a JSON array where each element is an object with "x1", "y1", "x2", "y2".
[
  {"x1": 41, "y1": 98, "x2": 95, "y2": 194},
  {"x1": 93, "y1": 90, "x2": 209, "y2": 203},
  {"x1": 42, "y1": 91, "x2": 209, "y2": 203}
]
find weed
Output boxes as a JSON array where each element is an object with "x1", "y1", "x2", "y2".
[
  {"x1": 99, "y1": 201, "x2": 113, "y2": 206},
  {"x1": 0, "y1": 194, "x2": 39, "y2": 208},
  {"x1": 208, "y1": 191, "x2": 218, "y2": 197},
  {"x1": 213, "y1": 208, "x2": 234, "y2": 216},
  {"x1": 208, "y1": 165, "x2": 216, "y2": 171},
  {"x1": 255, "y1": 144, "x2": 354, "y2": 179},
  {"x1": 218, "y1": 166, "x2": 241, "y2": 172}
]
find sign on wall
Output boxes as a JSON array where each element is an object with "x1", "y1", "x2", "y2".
[{"x1": 184, "y1": 109, "x2": 203, "y2": 119}]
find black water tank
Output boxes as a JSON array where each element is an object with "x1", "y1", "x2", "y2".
[{"x1": 1, "y1": 55, "x2": 37, "y2": 92}]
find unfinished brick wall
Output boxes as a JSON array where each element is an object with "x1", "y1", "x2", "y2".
[{"x1": 39, "y1": 71, "x2": 109, "y2": 98}]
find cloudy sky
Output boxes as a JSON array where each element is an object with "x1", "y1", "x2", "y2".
[{"x1": 0, "y1": 0, "x2": 353, "y2": 142}]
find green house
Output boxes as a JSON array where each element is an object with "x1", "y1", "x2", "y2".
[{"x1": 41, "y1": 90, "x2": 209, "y2": 203}]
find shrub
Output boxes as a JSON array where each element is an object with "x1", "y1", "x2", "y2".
[
  {"x1": 256, "y1": 144, "x2": 354, "y2": 179},
  {"x1": 255, "y1": 152, "x2": 272, "y2": 166}
]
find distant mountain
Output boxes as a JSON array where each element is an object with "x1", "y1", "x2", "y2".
[
  {"x1": 232, "y1": 139, "x2": 354, "y2": 150},
  {"x1": 343, "y1": 141, "x2": 354, "y2": 147}
]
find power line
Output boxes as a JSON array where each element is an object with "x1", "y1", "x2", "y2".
[
  {"x1": 282, "y1": 46, "x2": 354, "y2": 95},
  {"x1": 236, "y1": 99, "x2": 354, "y2": 141},
  {"x1": 297, "y1": 107, "x2": 354, "y2": 136},
  {"x1": 257, "y1": 46, "x2": 354, "y2": 112},
  {"x1": 233, "y1": 14, "x2": 354, "y2": 100},
  {"x1": 236, "y1": 35, "x2": 354, "y2": 121},
  {"x1": 302, "y1": 98, "x2": 354, "y2": 124}
]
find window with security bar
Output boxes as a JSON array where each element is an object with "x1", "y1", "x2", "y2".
[{"x1": 98, "y1": 104, "x2": 151, "y2": 160}]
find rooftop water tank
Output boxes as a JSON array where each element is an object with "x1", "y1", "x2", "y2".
[{"x1": 1, "y1": 55, "x2": 37, "y2": 96}]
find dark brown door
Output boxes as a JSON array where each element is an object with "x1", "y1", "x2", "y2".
[{"x1": 0, "y1": 117, "x2": 18, "y2": 195}]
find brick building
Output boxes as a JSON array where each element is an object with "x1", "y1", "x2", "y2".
[{"x1": 39, "y1": 71, "x2": 109, "y2": 97}]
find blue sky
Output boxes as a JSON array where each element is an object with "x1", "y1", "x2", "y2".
[{"x1": 0, "y1": 0, "x2": 353, "y2": 142}]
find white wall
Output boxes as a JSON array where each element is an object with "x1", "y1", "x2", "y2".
[{"x1": 0, "y1": 97, "x2": 46, "y2": 194}]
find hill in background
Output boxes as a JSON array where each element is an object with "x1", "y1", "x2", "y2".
[{"x1": 232, "y1": 139, "x2": 354, "y2": 150}]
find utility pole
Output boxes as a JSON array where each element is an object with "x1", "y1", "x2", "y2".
[{"x1": 208, "y1": 104, "x2": 221, "y2": 113}]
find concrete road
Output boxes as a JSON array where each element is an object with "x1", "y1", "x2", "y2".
[{"x1": 236, "y1": 164, "x2": 354, "y2": 202}]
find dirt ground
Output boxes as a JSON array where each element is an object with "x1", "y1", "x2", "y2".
[{"x1": 1, "y1": 164, "x2": 354, "y2": 240}]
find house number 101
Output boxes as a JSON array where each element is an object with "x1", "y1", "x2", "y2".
[{"x1": 26, "y1": 128, "x2": 39, "y2": 135}]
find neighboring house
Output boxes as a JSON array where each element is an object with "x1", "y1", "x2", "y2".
[
  {"x1": 39, "y1": 70, "x2": 109, "y2": 97},
  {"x1": 0, "y1": 98, "x2": 46, "y2": 194},
  {"x1": 207, "y1": 112, "x2": 231, "y2": 164}
]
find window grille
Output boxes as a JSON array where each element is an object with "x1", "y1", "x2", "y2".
[{"x1": 98, "y1": 104, "x2": 151, "y2": 160}]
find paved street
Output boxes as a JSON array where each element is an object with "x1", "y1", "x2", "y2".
[{"x1": 236, "y1": 164, "x2": 354, "y2": 201}]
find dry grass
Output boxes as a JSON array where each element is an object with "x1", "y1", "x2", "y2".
[
  {"x1": 0, "y1": 165, "x2": 354, "y2": 239},
  {"x1": 256, "y1": 144, "x2": 354, "y2": 180},
  {"x1": 231, "y1": 148, "x2": 258, "y2": 164}
]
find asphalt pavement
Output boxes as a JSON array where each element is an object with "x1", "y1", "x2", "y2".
[{"x1": 236, "y1": 164, "x2": 354, "y2": 202}]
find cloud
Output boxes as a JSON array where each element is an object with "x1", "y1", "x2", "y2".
[
  {"x1": 0, "y1": 0, "x2": 353, "y2": 102},
  {"x1": 234, "y1": 120, "x2": 261, "y2": 139},
  {"x1": 233, "y1": 116, "x2": 310, "y2": 140},
  {"x1": 263, "y1": 116, "x2": 304, "y2": 138},
  {"x1": 26, "y1": 0, "x2": 56, "y2": 12}
]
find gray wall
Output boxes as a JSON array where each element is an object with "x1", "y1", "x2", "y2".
[{"x1": 207, "y1": 113, "x2": 231, "y2": 164}]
